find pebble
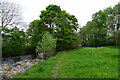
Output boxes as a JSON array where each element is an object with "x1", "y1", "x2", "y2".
[{"x1": 0, "y1": 58, "x2": 41, "y2": 80}]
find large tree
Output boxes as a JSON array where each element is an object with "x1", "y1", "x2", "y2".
[
  {"x1": 0, "y1": 1, "x2": 22, "y2": 28},
  {"x1": 40, "y1": 5, "x2": 78, "y2": 51},
  {"x1": 28, "y1": 5, "x2": 79, "y2": 52}
]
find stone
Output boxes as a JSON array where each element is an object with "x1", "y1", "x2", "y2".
[
  {"x1": 0, "y1": 54, "x2": 41, "y2": 80},
  {"x1": 37, "y1": 53, "x2": 44, "y2": 59}
]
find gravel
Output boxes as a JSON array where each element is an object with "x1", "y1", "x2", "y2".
[{"x1": 0, "y1": 55, "x2": 43, "y2": 80}]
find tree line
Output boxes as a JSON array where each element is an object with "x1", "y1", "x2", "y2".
[
  {"x1": 1, "y1": 1, "x2": 120, "y2": 58},
  {"x1": 79, "y1": 4, "x2": 120, "y2": 47}
]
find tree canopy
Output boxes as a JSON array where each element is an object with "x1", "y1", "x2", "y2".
[
  {"x1": 2, "y1": 2, "x2": 120, "y2": 58},
  {"x1": 2, "y1": 27, "x2": 25, "y2": 57},
  {"x1": 79, "y1": 4, "x2": 119, "y2": 47},
  {"x1": 27, "y1": 4, "x2": 79, "y2": 53}
]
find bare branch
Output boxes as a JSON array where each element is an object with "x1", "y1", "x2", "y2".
[{"x1": 0, "y1": 1, "x2": 23, "y2": 28}]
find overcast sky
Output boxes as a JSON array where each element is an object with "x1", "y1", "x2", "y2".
[{"x1": 7, "y1": 0, "x2": 119, "y2": 27}]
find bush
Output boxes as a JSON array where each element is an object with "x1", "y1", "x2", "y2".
[
  {"x1": 2, "y1": 27, "x2": 25, "y2": 57},
  {"x1": 36, "y1": 31, "x2": 56, "y2": 59}
]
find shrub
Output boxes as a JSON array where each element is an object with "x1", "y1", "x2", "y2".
[
  {"x1": 2, "y1": 27, "x2": 25, "y2": 57},
  {"x1": 36, "y1": 31, "x2": 56, "y2": 59}
]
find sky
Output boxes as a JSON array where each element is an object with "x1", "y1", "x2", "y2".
[{"x1": 7, "y1": 0, "x2": 120, "y2": 27}]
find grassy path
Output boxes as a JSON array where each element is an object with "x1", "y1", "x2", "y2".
[
  {"x1": 51, "y1": 52, "x2": 66, "y2": 78},
  {"x1": 15, "y1": 47, "x2": 118, "y2": 78},
  {"x1": 15, "y1": 51, "x2": 66, "y2": 78}
]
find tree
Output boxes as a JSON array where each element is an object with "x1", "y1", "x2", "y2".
[
  {"x1": 70, "y1": 32, "x2": 81, "y2": 48},
  {"x1": 28, "y1": 5, "x2": 79, "y2": 52},
  {"x1": 2, "y1": 27, "x2": 25, "y2": 57},
  {"x1": 0, "y1": 1, "x2": 22, "y2": 28},
  {"x1": 27, "y1": 20, "x2": 45, "y2": 54},
  {"x1": 36, "y1": 32, "x2": 56, "y2": 59},
  {"x1": 39, "y1": 5, "x2": 78, "y2": 51},
  {"x1": 79, "y1": 4, "x2": 118, "y2": 47},
  {"x1": 0, "y1": 1, "x2": 26, "y2": 57}
]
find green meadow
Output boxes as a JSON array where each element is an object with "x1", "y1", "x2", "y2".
[{"x1": 15, "y1": 47, "x2": 118, "y2": 78}]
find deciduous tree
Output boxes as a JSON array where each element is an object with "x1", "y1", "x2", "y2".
[
  {"x1": 2, "y1": 27, "x2": 25, "y2": 57},
  {"x1": 0, "y1": 1, "x2": 22, "y2": 28},
  {"x1": 28, "y1": 5, "x2": 79, "y2": 52},
  {"x1": 36, "y1": 31, "x2": 56, "y2": 59}
]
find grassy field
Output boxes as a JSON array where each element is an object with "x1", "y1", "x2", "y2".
[{"x1": 15, "y1": 47, "x2": 118, "y2": 78}]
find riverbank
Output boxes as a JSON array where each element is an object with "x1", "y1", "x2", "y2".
[{"x1": 0, "y1": 54, "x2": 43, "y2": 80}]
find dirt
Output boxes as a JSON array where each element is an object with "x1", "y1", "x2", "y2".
[{"x1": 51, "y1": 53, "x2": 66, "y2": 78}]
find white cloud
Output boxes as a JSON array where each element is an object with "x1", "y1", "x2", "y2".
[{"x1": 8, "y1": 0, "x2": 119, "y2": 26}]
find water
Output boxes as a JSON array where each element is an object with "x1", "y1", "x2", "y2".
[{"x1": 1, "y1": 54, "x2": 36, "y2": 64}]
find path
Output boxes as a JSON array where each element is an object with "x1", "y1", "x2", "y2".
[{"x1": 51, "y1": 52, "x2": 66, "y2": 78}]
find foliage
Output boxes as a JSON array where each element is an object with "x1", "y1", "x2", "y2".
[
  {"x1": 26, "y1": 20, "x2": 42, "y2": 54},
  {"x1": 1, "y1": 1, "x2": 26, "y2": 57},
  {"x1": 79, "y1": 4, "x2": 119, "y2": 47},
  {"x1": 27, "y1": 5, "x2": 79, "y2": 52},
  {"x1": 70, "y1": 33, "x2": 81, "y2": 48},
  {"x1": 36, "y1": 31, "x2": 56, "y2": 58},
  {"x1": 2, "y1": 27, "x2": 25, "y2": 57},
  {"x1": 15, "y1": 47, "x2": 118, "y2": 78}
]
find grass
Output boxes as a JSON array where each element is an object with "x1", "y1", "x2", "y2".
[{"x1": 15, "y1": 47, "x2": 118, "y2": 78}]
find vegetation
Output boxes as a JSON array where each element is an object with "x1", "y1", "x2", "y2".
[
  {"x1": 15, "y1": 47, "x2": 118, "y2": 78},
  {"x1": 79, "y1": 4, "x2": 120, "y2": 47},
  {"x1": 1, "y1": 1, "x2": 22, "y2": 28},
  {"x1": 27, "y1": 4, "x2": 79, "y2": 54},
  {"x1": 36, "y1": 31, "x2": 56, "y2": 58},
  {"x1": 2, "y1": 27, "x2": 25, "y2": 57},
  {"x1": 1, "y1": 0, "x2": 120, "y2": 79},
  {"x1": 1, "y1": 1, "x2": 120, "y2": 57},
  {"x1": 1, "y1": 1, "x2": 25, "y2": 57}
]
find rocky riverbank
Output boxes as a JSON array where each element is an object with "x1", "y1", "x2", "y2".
[{"x1": 0, "y1": 55, "x2": 43, "y2": 80}]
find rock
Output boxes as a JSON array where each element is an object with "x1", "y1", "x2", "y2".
[
  {"x1": 37, "y1": 53, "x2": 44, "y2": 59},
  {"x1": 0, "y1": 54, "x2": 41, "y2": 80}
]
